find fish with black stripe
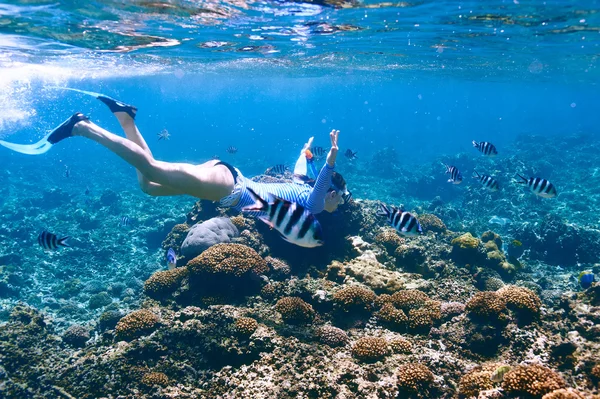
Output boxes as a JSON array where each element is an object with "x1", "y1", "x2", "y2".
[
  {"x1": 472, "y1": 140, "x2": 498, "y2": 156},
  {"x1": 311, "y1": 146, "x2": 327, "y2": 160},
  {"x1": 443, "y1": 163, "x2": 463, "y2": 184},
  {"x1": 226, "y1": 146, "x2": 238, "y2": 154},
  {"x1": 38, "y1": 230, "x2": 70, "y2": 250},
  {"x1": 516, "y1": 175, "x2": 557, "y2": 198},
  {"x1": 377, "y1": 203, "x2": 423, "y2": 237},
  {"x1": 120, "y1": 216, "x2": 132, "y2": 227},
  {"x1": 265, "y1": 164, "x2": 289, "y2": 176},
  {"x1": 344, "y1": 149, "x2": 357, "y2": 160},
  {"x1": 242, "y1": 188, "x2": 324, "y2": 248},
  {"x1": 473, "y1": 171, "x2": 500, "y2": 192}
]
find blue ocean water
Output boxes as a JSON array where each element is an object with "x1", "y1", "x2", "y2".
[{"x1": 1, "y1": 1, "x2": 600, "y2": 397}]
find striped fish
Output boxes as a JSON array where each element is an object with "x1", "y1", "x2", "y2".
[
  {"x1": 443, "y1": 164, "x2": 463, "y2": 184},
  {"x1": 119, "y1": 216, "x2": 132, "y2": 227},
  {"x1": 517, "y1": 175, "x2": 557, "y2": 198},
  {"x1": 472, "y1": 140, "x2": 498, "y2": 156},
  {"x1": 473, "y1": 171, "x2": 500, "y2": 191},
  {"x1": 265, "y1": 164, "x2": 289, "y2": 176},
  {"x1": 242, "y1": 188, "x2": 324, "y2": 248},
  {"x1": 344, "y1": 149, "x2": 357, "y2": 160},
  {"x1": 226, "y1": 146, "x2": 238, "y2": 154},
  {"x1": 377, "y1": 204, "x2": 423, "y2": 237},
  {"x1": 312, "y1": 146, "x2": 327, "y2": 159},
  {"x1": 38, "y1": 230, "x2": 70, "y2": 250}
]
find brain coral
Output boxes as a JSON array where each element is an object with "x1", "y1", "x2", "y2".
[
  {"x1": 466, "y1": 291, "x2": 507, "y2": 319},
  {"x1": 143, "y1": 267, "x2": 188, "y2": 300},
  {"x1": 234, "y1": 317, "x2": 258, "y2": 336},
  {"x1": 396, "y1": 363, "x2": 435, "y2": 395},
  {"x1": 275, "y1": 297, "x2": 315, "y2": 324},
  {"x1": 497, "y1": 285, "x2": 542, "y2": 317},
  {"x1": 115, "y1": 309, "x2": 160, "y2": 341},
  {"x1": 333, "y1": 285, "x2": 376, "y2": 312},
  {"x1": 186, "y1": 243, "x2": 268, "y2": 277},
  {"x1": 62, "y1": 324, "x2": 90, "y2": 348},
  {"x1": 351, "y1": 337, "x2": 390, "y2": 362},
  {"x1": 502, "y1": 364, "x2": 565, "y2": 398},
  {"x1": 316, "y1": 325, "x2": 349, "y2": 347}
]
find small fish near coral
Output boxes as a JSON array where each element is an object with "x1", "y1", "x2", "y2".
[
  {"x1": 311, "y1": 146, "x2": 327, "y2": 160},
  {"x1": 579, "y1": 271, "x2": 595, "y2": 289},
  {"x1": 166, "y1": 248, "x2": 177, "y2": 270},
  {"x1": 490, "y1": 365, "x2": 511, "y2": 382},
  {"x1": 377, "y1": 203, "x2": 423, "y2": 237},
  {"x1": 38, "y1": 230, "x2": 70, "y2": 250},
  {"x1": 242, "y1": 188, "x2": 324, "y2": 248},
  {"x1": 443, "y1": 164, "x2": 462, "y2": 184},
  {"x1": 157, "y1": 129, "x2": 171, "y2": 141}
]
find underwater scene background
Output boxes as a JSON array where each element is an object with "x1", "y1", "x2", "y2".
[{"x1": 1, "y1": 0, "x2": 600, "y2": 398}]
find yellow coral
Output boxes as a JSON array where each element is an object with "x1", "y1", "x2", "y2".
[{"x1": 452, "y1": 233, "x2": 480, "y2": 249}]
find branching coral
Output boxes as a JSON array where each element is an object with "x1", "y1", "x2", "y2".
[
  {"x1": 396, "y1": 363, "x2": 435, "y2": 395},
  {"x1": 316, "y1": 325, "x2": 349, "y2": 347},
  {"x1": 234, "y1": 317, "x2": 258, "y2": 336},
  {"x1": 187, "y1": 243, "x2": 268, "y2": 277},
  {"x1": 114, "y1": 309, "x2": 160, "y2": 341},
  {"x1": 466, "y1": 291, "x2": 507, "y2": 320},
  {"x1": 502, "y1": 364, "x2": 565, "y2": 398},
  {"x1": 275, "y1": 297, "x2": 315, "y2": 324},
  {"x1": 390, "y1": 338, "x2": 412, "y2": 354},
  {"x1": 497, "y1": 285, "x2": 542, "y2": 319},
  {"x1": 333, "y1": 285, "x2": 376, "y2": 312},
  {"x1": 351, "y1": 337, "x2": 390, "y2": 362},
  {"x1": 143, "y1": 267, "x2": 188, "y2": 300}
]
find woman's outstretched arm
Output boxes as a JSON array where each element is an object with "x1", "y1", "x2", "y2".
[{"x1": 306, "y1": 130, "x2": 339, "y2": 213}]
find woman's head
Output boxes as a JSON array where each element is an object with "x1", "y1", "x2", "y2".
[{"x1": 324, "y1": 172, "x2": 350, "y2": 213}]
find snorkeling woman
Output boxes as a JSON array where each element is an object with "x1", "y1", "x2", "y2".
[{"x1": 0, "y1": 93, "x2": 348, "y2": 216}]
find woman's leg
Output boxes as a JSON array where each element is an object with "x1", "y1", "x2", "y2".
[
  {"x1": 110, "y1": 111, "x2": 184, "y2": 196},
  {"x1": 73, "y1": 119, "x2": 235, "y2": 201}
]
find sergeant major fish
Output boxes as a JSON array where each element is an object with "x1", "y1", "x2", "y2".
[
  {"x1": 516, "y1": 175, "x2": 557, "y2": 198},
  {"x1": 473, "y1": 171, "x2": 500, "y2": 191},
  {"x1": 377, "y1": 203, "x2": 423, "y2": 237},
  {"x1": 242, "y1": 188, "x2": 324, "y2": 248},
  {"x1": 265, "y1": 164, "x2": 289, "y2": 176},
  {"x1": 344, "y1": 149, "x2": 357, "y2": 160},
  {"x1": 443, "y1": 164, "x2": 463, "y2": 184},
  {"x1": 472, "y1": 140, "x2": 498, "y2": 156},
  {"x1": 38, "y1": 230, "x2": 70, "y2": 250},
  {"x1": 311, "y1": 146, "x2": 327, "y2": 160}
]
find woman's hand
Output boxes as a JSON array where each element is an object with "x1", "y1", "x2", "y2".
[
  {"x1": 301, "y1": 136, "x2": 314, "y2": 155},
  {"x1": 327, "y1": 129, "x2": 339, "y2": 167}
]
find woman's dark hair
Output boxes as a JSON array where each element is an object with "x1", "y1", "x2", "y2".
[{"x1": 330, "y1": 171, "x2": 347, "y2": 192}]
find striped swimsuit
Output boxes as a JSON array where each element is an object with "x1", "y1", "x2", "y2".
[{"x1": 231, "y1": 163, "x2": 335, "y2": 215}]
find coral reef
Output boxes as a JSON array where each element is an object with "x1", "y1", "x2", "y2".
[
  {"x1": 502, "y1": 364, "x2": 566, "y2": 398},
  {"x1": 234, "y1": 317, "x2": 259, "y2": 336},
  {"x1": 114, "y1": 309, "x2": 160, "y2": 341},
  {"x1": 351, "y1": 337, "x2": 390, "y2": 362},
  {"x1": 143, "y1": 267, "x2": 188, "y2": 300},
  {"x1": 180, "y1": 217, "x2": 239, "y2": 259},
  {"x1": 315, "y1": 325, "x2": 349, "y2": 347},
  {"x1": 275, "y1": 297, "x2": 315, "y2": 324},
  {"x1": 396, "y1": 363, "x2": 435, "y2": 397},
  {"x1": 62, "y1": 324, "x2": 90, "y2": 348}
]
